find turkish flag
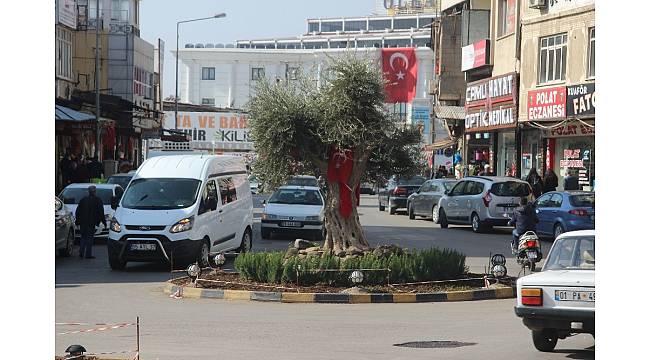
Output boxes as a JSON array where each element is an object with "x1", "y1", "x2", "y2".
[{"x1": 382, "y1": 48, "x2": 418, "y2": 103}]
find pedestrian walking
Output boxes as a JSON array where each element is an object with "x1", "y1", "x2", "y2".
[
  {"x1": 74, "y1": 185, "x2": 106, "y2": 259},
  {"x1": 543, "y1": 168, "x2": 559, "y2": 193},
  {"x1": 88, "y1": 156, "x2": 103, "y2": 180},
  {"x1": 525, "y1": 167, "x2": 543, "y2": 198},
  {"x1": 478, "y1": 164, "x2": 492, "y2": 176},
  {"x1": 563, "y1": 169, "x2": 580, "y2": 190}
]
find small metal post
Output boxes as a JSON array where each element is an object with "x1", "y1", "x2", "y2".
[{"x1": 136, "y1": 316, "x2": 140, "y2": 360}]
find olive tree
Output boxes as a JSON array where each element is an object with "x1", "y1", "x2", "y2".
[{"x1": 247, "y1": 55, "x2": 423, "y2": 252}]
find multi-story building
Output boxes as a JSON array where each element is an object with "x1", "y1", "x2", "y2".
[
  {"x1": 55, "y1": 0, "x2": 161, "y2": 190},
  {"x1": 518, "y1": 0, "x2": 595, "y2": 189},
  {"x1": 174, "y1": 9, "x2": 438, "y2": 154}
]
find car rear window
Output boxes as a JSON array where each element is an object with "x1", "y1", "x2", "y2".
[
  {"x1": 490, "y1": 181, "x2": 530, "y2": 197},
  {"x1": 570, "y1": 194, "x2": 595, "y2": 207},
  {"x1": 396, "y1": 176, "x2": 426, "y2": 186}
]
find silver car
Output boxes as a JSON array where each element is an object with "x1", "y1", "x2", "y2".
[
  {"x1": 436, "y1": 176, "x2": 533, "y2": 233},
  {"x1": 406, "y1": 179, "x2": 458, "y2": 220},
  {"x1": 55, "y1": 196, "x2": 75, "y2": 257}
]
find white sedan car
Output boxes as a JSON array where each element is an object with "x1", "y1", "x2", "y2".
[
  {"x1": 514, "y1": 230, "x2": 595, "y2": 352},
  {"x1": 261, "y1": 186, "x2": 325, "y2": 241}
]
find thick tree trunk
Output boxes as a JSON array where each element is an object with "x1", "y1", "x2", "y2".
[
  {"x1": 322, "y1": 181, "x2": 369, "y2": 252},
  {"x1": 320, "y1": 147, "x2": 372, "y2": 252}
]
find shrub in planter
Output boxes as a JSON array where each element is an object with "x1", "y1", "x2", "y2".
[{"x1": 234, "y1": 247, "x2": 466, "y2": 286}]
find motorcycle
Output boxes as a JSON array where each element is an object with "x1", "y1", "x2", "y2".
[{"x1": 512, "y1": 231, "x2": 543, "y2": 272}]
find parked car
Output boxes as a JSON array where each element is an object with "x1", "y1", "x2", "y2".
[
  {"x1": 406, "y1": 179, "x2": 458, "y2": 221},
  {"x1": 248, "y1": 175, "x2": 260, "y2": 194},
  {"x1": 435, "y1": 176, "x2": 532, "y2": 233},
  {"x1": 106, "y1": 172, "x2": 135, "y2": 190},
  {"x1": 261, "y1": 185, "x2": 325, "y2": 240},
  {"x1": 515, "y1": 230, "x2": 595, "y2": 352},
  {"x1": 378, "y1": 176, "x2": 427, "y2": 214},
  {"x1": 108, "y1": 155, "x2": 254, "y2": 270},
  {"x1": 55, "y1": 196, "x2": 75, "y2": 257},
  {"x1": 360, "y1": 182, "x2": 376, "y2": 195},
  {"x1": 534, "y1": 191, "x2": 595, "y2": 239},
  {"x1": 286, "y1": 175, "x2": 319, "y2": 187},
  {"x1": 59, "y1": 183, "x2": 124, "y2": 239}
]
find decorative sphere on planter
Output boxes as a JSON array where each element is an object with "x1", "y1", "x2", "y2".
[
  {"x1": 65, "y1": 344, "x2": 86, "y2": 359},
  {"x1": 186, "y1": 263, "x2": 201, "y2": 279},
  {"x1": 349, "y1": 270, "x2": 364, "y2": 285},
  {"x1": 214, "y1": 253, "x2": 226, "y2": 267},
  {"x1": 491, "y1": 264, "x2": 507, "y2": 278}
]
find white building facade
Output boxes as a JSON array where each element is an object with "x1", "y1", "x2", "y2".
[{"x1": 174, "y1": 12, "x2": 437, "y2": 143}]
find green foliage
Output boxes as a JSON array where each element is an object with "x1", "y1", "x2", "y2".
[
  {"x1": 246, "y1": 53, "x2": 423, "y2": 190},
  {"x1": 234, "y1": 248, "x2": 466, "y2": 286}
]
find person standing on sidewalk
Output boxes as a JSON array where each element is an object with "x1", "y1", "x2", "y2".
[{"x1": 74, "y1": 185, "x2": 106, "y2": 259}]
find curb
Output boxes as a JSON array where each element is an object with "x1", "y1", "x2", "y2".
[{"x1": 163, "y1": 282, "x2": 515, "y2": 304}]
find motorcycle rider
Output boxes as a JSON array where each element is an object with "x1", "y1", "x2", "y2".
[{"x1": 508, "y1": 196, "x2": 539, "y2": 252}]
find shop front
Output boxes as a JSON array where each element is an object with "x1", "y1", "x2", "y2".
[
  {"x1": 464, "y1": 72, "x2": 518, "y2": 176},
  {"x1": 524, "y1": 83, "x2": 595, "y2": 190}
]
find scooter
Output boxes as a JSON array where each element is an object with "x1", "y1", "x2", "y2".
[{"x1": 512, "y1": 231, "x2": 543, "y2": 272}]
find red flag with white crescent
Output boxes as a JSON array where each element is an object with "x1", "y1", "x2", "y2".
[{"x1": 382, "y1": 48, "x2": 418, "y2": 103}]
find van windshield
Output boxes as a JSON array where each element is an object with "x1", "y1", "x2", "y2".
[{"x1": 121, "y1": 178, "x2": 201, "y2": 210}]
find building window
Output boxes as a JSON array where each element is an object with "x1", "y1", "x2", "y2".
[
  {"x1": 111, "y1": 0, "x2": 129, "y2": 22},
  {"x1": 133, "y1": 66, "x2": 152, "y2": 99},
  {"x1": 413, "y1": 38, "x2": 431, "y2": 48},
  {"x1": 587, "y1": 27, "x2": 595, "y2": 78},
  {"x1": 287, "y1": 67, "x2": 299, "y2": 80},
  {"x1": 498, "y1": 0, "x2": 516, "y2": 37},
  {"x1": 419, "y1": 17, "x2": 434, "y2": 28},
  {"x1": 384, "y1": 38, "x2": 411, "y2": 48},
  {"x1": 251, "y1": 67, "x2": 265, "y2": 81},
  {"x1": 308, "y1": 22, "x2": 319, "y2": 33},
  {"x1": 321, "y1": 21, "x2": 343, "y2": 32},
  {"x1": 538, "y1": 33, "x2": 568, "y2": 84},
  {"x1": 56, "y1": 27, "x2": 73, "y2": 80},
  {"x1": 201, "y1": 98, "x2": 215, "y2": 106},
  {"x1": 393, "y1": 18, "x2": 417, "y2": 30},
  {"x1": 368, "y1": 19, "x2": 391, "y2": 31},
  {"x1": 344, "y1": 20, "x2": 366, "y2": 32},
  {"x1": 201, "y1": 67, "x2": 215, "y2": 80}
]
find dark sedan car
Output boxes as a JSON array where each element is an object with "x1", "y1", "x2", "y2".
[
  {"x1": 378, "y1": 176, "x2": 426, "y2": 215},
  {"x1": 534, "y1": 191, "x2": 595, "y2": 239},
  {"x1": 406, "y1": 179, "x2": 458, "y2": 220}
]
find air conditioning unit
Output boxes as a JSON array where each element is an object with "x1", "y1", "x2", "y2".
[{"x1": 529, "y1": 0, "x2": 547, "y2": 9}]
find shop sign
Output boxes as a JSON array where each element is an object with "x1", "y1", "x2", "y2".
[
  {"x1": 527, "y1": 86, "x2": 566, "y2": 120},
  {"x1": 560, "y1": 149, "x2": 588, "y2": 168},
  {"x1": 466, "y1": 73, "x2": 517, "y2": 107},
  {"x1": 465, "y1": 73, "x2": 517, "y2": 132},
  {"x1": 461, "y1": 39, "x2": 490, "y2": 72},
  {"x1": 57, "y1": 0, "x2": 77, "y2": 29},
  {"x1": 566, "y1": 83, "x2": 595, "y2": 117},
  {"x1": 546, "y1": 122, "x2": 595, "y2": 138},
  {"x1": 163, "y1": 111, "x2": 252, "y2": 147}
]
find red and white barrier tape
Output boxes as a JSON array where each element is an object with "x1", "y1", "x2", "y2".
[
  {"x1": 56, "y1": 322, "x2": 129, "y2": 326},
  {"x1": 57, "y1": 322, "x2": 135, "y2": 335}
]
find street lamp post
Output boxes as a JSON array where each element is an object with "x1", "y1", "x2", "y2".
[{"x1": 175, "y1": 13, "x2": 226, "y2": 130}]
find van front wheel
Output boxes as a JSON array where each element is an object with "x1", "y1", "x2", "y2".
[
  {"x1": 197, "y1": 240, "x2": 210, "y2": 268},
  {"x1": 239, "y1": 228, "x2": 252, "y2": 253}
]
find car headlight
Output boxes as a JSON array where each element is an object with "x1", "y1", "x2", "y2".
[
  {"x1": 170, "y1": 216, "x2": 194, "y2": 233},
  {"x1": 110, "y1": 218, "x2": 121, "y2": 233},
  {"x1": 305, "y1": 215, "x2": 320, "y2": 221},
  {"x1": 262, "y1": 213, "x2": 279, "y2": 220}
]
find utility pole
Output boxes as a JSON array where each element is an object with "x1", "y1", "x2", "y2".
[{"x1": 94, "y1": 2, "x2": 101, "y2": 161}]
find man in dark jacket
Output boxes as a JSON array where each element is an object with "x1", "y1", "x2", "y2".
[
  {"x1": 508, "y1": 196, "x2": 539, "y2": 252},
  {"x1": 75, "y1": 186, "x2": 106, "y2": 259},
  {"x1": 564, "y1": 170, "x2": 580, "y2": 190}
]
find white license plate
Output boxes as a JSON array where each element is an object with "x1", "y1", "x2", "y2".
[
  {"x1": 130, "y1": 243, "x2": 156, "y2": 251},
  {"x1": 555, "y1": 290, "x2": 595, "y2": 302},
  {"x1": 526, "y1": 251, "x2": 538, "y2": 260},
  {"x1": 281, "y1": 221, "x2": 301, "y2": 227}
]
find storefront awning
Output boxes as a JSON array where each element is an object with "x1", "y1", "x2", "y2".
[
  {"x1": 425, "y1": 137, "x2": 459, "y2": 151},
  {"x1": 433, "y1": 105, "x2": 465, "y2": 120},
  {"x1": 55, "y1": 105, "x2": 95, "y2": 122}
]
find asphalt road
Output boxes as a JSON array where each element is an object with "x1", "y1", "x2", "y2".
[{"x1": 55, "y1": 194, "x2": 593, "y2": 359}]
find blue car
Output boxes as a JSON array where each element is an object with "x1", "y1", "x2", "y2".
[{"x1": 533, "y1": 191, "x2": 595, "y2": 239}]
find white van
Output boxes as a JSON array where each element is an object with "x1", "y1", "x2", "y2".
[{"x1": 107, "y1": 155, "x2": 253, "y2": 270}]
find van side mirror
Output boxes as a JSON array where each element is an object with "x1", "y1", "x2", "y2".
[{"x1": 110, "y1": 196, "x2": 119, "y2": 210}]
